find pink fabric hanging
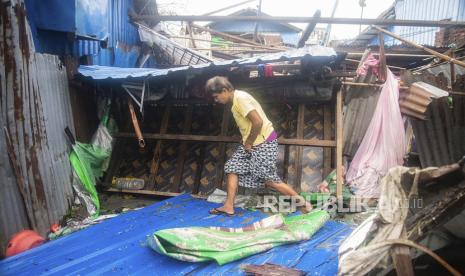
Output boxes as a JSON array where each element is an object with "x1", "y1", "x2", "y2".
[{"x1": 346, "y1": 69, "x2": 406, "y2": 198}]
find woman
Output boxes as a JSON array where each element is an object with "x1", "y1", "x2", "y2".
[{"x1": 205, "y1": 76, "x2": 312, "y2": 216}]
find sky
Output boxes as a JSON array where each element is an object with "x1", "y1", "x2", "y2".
[{"x1": 156, "y1": 0, "x2": 395, "y2": 40}]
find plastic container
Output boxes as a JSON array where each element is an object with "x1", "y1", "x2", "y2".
[
  {"x1": 6, "y1": 230, "x2": 45, "y2": 257},
  {"x1": 112, "y1": 177, "x2": 145, "y2": 190}
]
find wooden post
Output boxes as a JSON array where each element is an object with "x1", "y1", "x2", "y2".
[
  {"x1": 336, "y1": 88, "x2": 343, "y2": 199},
  {"x1": 147, "y1": 105, "x2": 171, "y2": 190},
  {"x1": 172, "y1": 105, "x2": 193, "y2": 193},
  {"x1": 450, "y1": 52, "x2": 456, "y2": 86},
  {"x1": 323, "y1": 105, "x2": 332, "y2": 177},
  {"x1": 378, "y1": 32, "x2": 387, "y2": 82},
  {"x1": 217, "y1": 106, "x2": 231, "y2": 189},
  {"x1": 373, "y1": 26, "x2": 465, "y2": 68},
  {"x1": 186, "y1": 22, "x2": 197, "y2": 49},
  {"x1": 391, "y1": 227, "x2": 415, "y2": 276},
  {"x1": 294, "y1": 104, "x2": 305, "y2": 192}
]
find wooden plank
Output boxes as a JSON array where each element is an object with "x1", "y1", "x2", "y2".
[
  {"x1": 186, "y1": 22, "x2": 197, "y2": 48},
  {"x1": 217, "y1": 106, "x2": 231, "y2": 190},
  {"x1": 115, "y1": 132, "x2": 337, "y2": 147},
  {"x1": 294, "y1": 104, "x2": 305, "y2": 192},
  {"x1": 391, "y1": 228, "x2": 414, "y2": 276},
  {"x1": 106, "y1": 187, "x2": 206, "y2": 199},
  {"x1": 323, "y1": 104, "x2": 332, "y2": 177},
  {"x1": 336, "y1": 88, "x2": 343, "y2": 199},
  {"x1": 147, "y1": 105, "x2": 171, "y2": 190},
  {"x1": 172, "y1": 105, "x2": 193, "y2": 193}
]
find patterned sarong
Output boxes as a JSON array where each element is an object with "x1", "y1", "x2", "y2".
[{"x1": 224, "y1": 139, "x2": 281, "y2": 188}]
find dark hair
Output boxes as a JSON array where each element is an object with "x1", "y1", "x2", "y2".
[{"x1": 205, "y1": 76, "x2": 234, "y2": 95}]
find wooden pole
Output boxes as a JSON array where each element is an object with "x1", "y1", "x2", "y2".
[
  {"x1": 373, "y1": 26, "x2": 465, "y2": 68},
  {"x1": 336, "y1": 87, "x2": 343, "y2": 200},
  {"x1": 191, "y1": 23, "x2": 287, "y2": 51},
  {"x1": 378, "y1": 32, "x2": 387, "y2": 82},
  {"x1": 185, "y1": 22, "x2": 197, "y2": 49}
]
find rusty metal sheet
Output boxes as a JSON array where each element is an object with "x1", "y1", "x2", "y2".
[{"x1": 0, "y1": 0, "x2": 75, "y2": 255}]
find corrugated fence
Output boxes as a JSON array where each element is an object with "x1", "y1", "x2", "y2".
[{"x1": 0, "y1": 0, "x2": 75, "y2": 255}]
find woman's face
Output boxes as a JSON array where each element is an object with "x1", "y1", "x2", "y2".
[{"x1": 212, "y1": 89, "x2": 232, "y2": 104}]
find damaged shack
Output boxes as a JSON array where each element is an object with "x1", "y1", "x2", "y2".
[{"x1": 1, "y1": 0, "x2": 465, "y2": 275}]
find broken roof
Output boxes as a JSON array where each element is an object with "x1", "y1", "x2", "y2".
[
  {"x1": 78, "y1": 45, "x2": 341, "y2": 80},
  {"x1": 0, "y1": 194, "x2": 352, "y2": 274},
  {"x1": 205, "y1": 8, "x2": 302, "y2": 33}
]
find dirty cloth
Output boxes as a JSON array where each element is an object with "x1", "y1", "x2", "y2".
[
  {"x1": 148, "y1": 210, "x2": 329, "y2": 265},
  {"x1": 225, "y1": 139, "x2": 281, "y2": 188},
  {"x1": 356, "y1": 53, "x2": 380, "y2": 77},
  {"x1": 346, "y1": 70, "x2": 406, "y2": 198},
  {"x1": 338, "y1": 166, "x2": 419, "y2": 275}
]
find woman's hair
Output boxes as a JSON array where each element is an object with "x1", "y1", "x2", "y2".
[{"x1": 205, "y1": 76, "x2": 234, "y2": 95}]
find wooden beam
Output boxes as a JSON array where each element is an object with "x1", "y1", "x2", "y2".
[
  {"x1": 106, "y1": 187, "x2": 207, "y2": 199},
  {"x1": 172, "y1": 105, "x2": 193, "y2": 193},
  {"x1": 137, "y1": 15, "x2": 465, "y2": 27},
  {"x1": 336, "y1": 88, "x2": 343, "y2": 199},
  {"x1": 373, "y1": 26, "x2": 465, "y2": 68},
  {"x1": 114, "y1": 132, "x2": 337, "y2": 147},
  {"x1": 294, "y1": 104, "x2": 305, "y2": 192}
]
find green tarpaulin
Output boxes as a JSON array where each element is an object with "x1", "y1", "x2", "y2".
[{"x1": 148, "y1": 210, "x2": 329, "y2": 265}]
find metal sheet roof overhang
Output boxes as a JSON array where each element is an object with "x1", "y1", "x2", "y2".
[{"x1": 78, "y1": 46, "x2": 340, "y2": 80}]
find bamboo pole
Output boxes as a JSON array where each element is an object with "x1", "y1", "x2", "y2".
[{"x1": 373, "y1": 26, "x2": 465, "y2": 68}]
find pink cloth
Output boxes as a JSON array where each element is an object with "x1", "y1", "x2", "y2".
[
  {"x1": 266, "y1": 131, "x2": 278, "y2": 142},
  {"x1": 356, "y1": 53, "x2": 380, "y2": 77},
  {"x1": 346, "y1": 70, "x2": 406, "y2": 198}
]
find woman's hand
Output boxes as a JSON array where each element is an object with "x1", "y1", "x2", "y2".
[{"x1": 244, "y1": 141, "x2": 253, "y2": 152}]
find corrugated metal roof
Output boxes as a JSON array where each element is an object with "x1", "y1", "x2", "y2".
[
  {"x1": 1, "y1": 0, "x2": 75, "y2": 255},
  {"x1": 399, "y1": 82, "x2": 449, "y2": 120},
  {"x1": 0, "y1": 194, "x2": 352, "y2": 275},
  {"x1": 78, "y1": 45, "x2": 339, "y2": 80},
  {"x1": 384, "y1": 0, "x2": 464, "y2": 46}
]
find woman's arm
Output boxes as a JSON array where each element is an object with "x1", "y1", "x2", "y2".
[{"x1": 245, "y1": 110, "x2": 263, "y2": 151}]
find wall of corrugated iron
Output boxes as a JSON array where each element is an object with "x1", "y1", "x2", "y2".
[
  {"x1": 383, "y1": 0, "x2": 465, "y2": 46},
  {"x1": 0, "y1": 0, "x2": 75, "y2": 255},
  {"x1": 107, "y1": 0, "x2": 140, "y2": 49}
]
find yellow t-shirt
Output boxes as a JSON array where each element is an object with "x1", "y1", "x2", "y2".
[{"x1": 231, "y1": 90, "x2": 274, "y2": 146}]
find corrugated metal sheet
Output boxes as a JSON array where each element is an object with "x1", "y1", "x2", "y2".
[
  {"x1": 25, "y1": 0, "x2": 140, "y2": 57},
  {"x1": 406, "y1": 69, "x2": 465, "y2": 167},
  {"x1": 78, "y1": 45, "x2": 339, "y2": 80},
  {"x1": 0, "y1": 194, "x2": 352, "y2": 275},
  {"x1": 0, "y1": 0, "x2": 75, "y2": 255},
  {"x1": 399, "y1": 82, "x2": 449, "y2": 120},
  {"x1": 108, "y1": 0, "x2": 140, "y2": 49},
  {"x1": 387, "y1": 0, "x2": 465, "y2": 46}
]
